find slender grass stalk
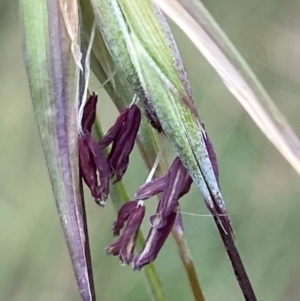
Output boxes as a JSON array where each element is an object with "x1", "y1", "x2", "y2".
[
  {"x1": 172, "y1": 225, "x2": 205, "y2": 301},
  {"x1": 214, "y1": 216, "x2": 257, "y2": 301}
]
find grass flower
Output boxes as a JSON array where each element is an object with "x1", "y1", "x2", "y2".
[
  {"x1": 105, "y1": 156, "x2": 192, "y2": 268},
  {"x1": 22, "y1": 0, "x2": 300, "y2": 300}
]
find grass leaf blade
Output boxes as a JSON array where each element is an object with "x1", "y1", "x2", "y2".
[
  {"x1": 155, "y1": 0, "x2": 300, "y2": 175},
  {"x1": 21, "y1": 1, "x2": 95, "y2": 300}
]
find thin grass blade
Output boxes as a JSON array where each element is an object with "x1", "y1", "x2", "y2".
[
  {"x1": 155, "y1": 0, "x2": 300, "y2": 175},
  {"x1": 21, "y1": 1, "x2": 95, "y2": 300}
]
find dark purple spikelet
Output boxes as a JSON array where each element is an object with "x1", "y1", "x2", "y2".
[
  {"x1": 178, "y1": 174, "x2": 193, "y2": 198},
  {"x1": 79, "y1": 132, "x2": 110, "y2": 205},
  {"x1": 84, "y1": 132, "x2": 110, "y2": 204},
  {"x1": 79, "y1": 135, "x2": 98, "y2": 197},
  {"x1": 79, "y1": 95, "x2": 142, "y2": 205},
  {"x1": 133, "y1": 211, "x2": 177, "y2": 270},
  {"x1": 135, "y1": 157, "x2": 191, "y2": 202},
  {"x1": 108, "y1": 105, "x2": 141, "y2": 182},
  {"x1": 119, "y1": 204, "x2": 145, "y2": 264},
  {"x1": 112, "y1": 201, "x2": 139, "y2": 236},
  {"x1": 99, "y1": 105, "x2": 141, "y2": 183},
  {"x1": 105, "y1": 240, "x2": 122, "y2": 256},
  {"x1": 135, "y1": 175, "x2": 168, "y2": 200},
  {"x1": 78, "y1": 94, "x2": 110, "y2": 205},
  {"x1": 106, "y1": 156, "x2": 194, "y2": 268},
  {"x1": 106, "y1": 201, "x2": 145, "y2": 264},
  {"x1": 82, "y1": 92, "x2": 98, "y2": 132},
  {"x1": 151, "y1": 158, "x2": 187, "y2": 229},
  {"x1": 98, "y1": 108, "x2": 130, "y2": 148}
]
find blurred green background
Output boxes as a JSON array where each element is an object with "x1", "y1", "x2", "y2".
[{"x1": 1, "y1": 0, "x2": 300, "y2": 300}]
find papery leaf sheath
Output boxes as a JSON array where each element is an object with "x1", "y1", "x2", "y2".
[{"x1": 21, "y1": 1, "x2": 95, "y2": 300}]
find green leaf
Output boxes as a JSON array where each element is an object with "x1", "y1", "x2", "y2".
[{"x1": 21, "y1": 1, "x2": 95, "y2": 300}]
